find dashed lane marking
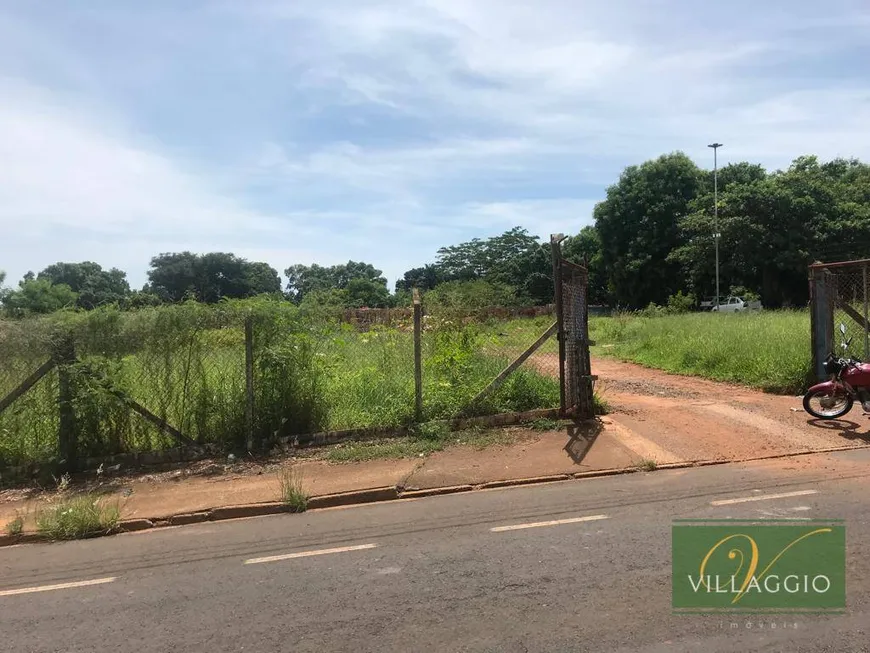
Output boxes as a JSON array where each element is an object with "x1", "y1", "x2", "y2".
[
  {"x1": 490, "y1": 514, "x2": 609, "y2": 532},
  {"x1": 0, "y1": 577, "x2": 117, "y2": 598},
  {"x1": 244, "y1": 543, "x2": 379, "y2": 565},
  {"x1": 710, "y1": 490, "x2": 818, "y2": 506}
]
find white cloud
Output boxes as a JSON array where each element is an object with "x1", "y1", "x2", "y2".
[{"x1": 2, "y1": 0, "x2": 870, "y2": 291}]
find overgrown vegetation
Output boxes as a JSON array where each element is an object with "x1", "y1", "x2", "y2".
[
  {"x1": 637, "y1": 459, "x2": 658, "y2": 472},
  {"x1": 0, "y1": 300, "x2": 562, "y2": 468},
  {"x1": 590, "y1": 310, "x2": 811, "y2": 393},
  {"x1": 4, "y1": 510, "x2": 25, "y2": 536},
  {"x1": 277, "y1": 465, "x2": 308, "y2": 513},
  {"x1": 35, "y1": 494, "x2": 121, "y2": 540}
]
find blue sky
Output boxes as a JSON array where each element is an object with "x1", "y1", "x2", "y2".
[{"x1": 1, "y1": 0, "x2": 869, "y2": 290}]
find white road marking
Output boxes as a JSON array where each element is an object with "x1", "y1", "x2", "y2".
[
  {"x1": 791, "y1": 506, "x2": 812, "y2": 512},
  {"x1": 244, "y1": 543, "x2": 378, "y2": 565},
  {"x1": 490, "y1": 514, "x2": 609, "y2": 532},
  {"x1": 0, "y1": 577, "x2": 116, "y2": 598},
  {"x1": 711, "y1": 490, "x2": 818, "y2": 506}
]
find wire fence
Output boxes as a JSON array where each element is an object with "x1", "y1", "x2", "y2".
[
  {"x1": 0, "y1": 299, "x2": 563, "y2": 472},
  {"x1": 810, "y1": 260, "x2": 870, "y2": 380}
]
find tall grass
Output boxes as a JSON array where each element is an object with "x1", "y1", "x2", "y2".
[
  {"x1": 589, "y1": 310, "x2": 812, "y2": 393},
  {"x1": 0, "y1": 300, "x2": 561, "y2": 467}
]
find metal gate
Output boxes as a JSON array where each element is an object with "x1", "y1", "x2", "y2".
[
  {"x1": 552, "y1": 235, "x2": 596, "y2": 419},
  {"x1": 809, "y1": 259, "x2": 870, "y2": 381}
]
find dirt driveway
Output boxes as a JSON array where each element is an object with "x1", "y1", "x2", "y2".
[{"x1": 588, "y1": 356, "x2": 870, "y2": 463}]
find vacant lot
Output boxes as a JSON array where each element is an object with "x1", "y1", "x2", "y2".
[{"x1": 0, "y1": 302, "x2": 560, "y2": 467}]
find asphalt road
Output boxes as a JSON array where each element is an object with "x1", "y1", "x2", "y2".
[{"x1": 3, "y1": 450, "x2": 870, "y2": 653}]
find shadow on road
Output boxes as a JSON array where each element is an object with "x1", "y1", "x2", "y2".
[
  {"x1": 563, "y1": 419, "x2": 603, "y2": 465},
  {"x1": 806, "y1": 417, "x2": 870, "y2": 443}
]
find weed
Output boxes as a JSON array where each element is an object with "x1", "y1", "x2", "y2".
[
  {"x1": 593, "y1": 393, "x2": 610, "y2": 415},
  {"x1": 35, "y1": 494, "x2": 121, "y2": 540},
  {"x1": 412, "y1": 421, "x2": 450, "y2": 441},
  {"x1": 4, "y1": 510, "x2": 26, "y2": 536},
  {"x1": 529, "y1": 418, "x2": 560, "y2": 431},
  {"x1": 277, "y1": 466, "x2": 309, "y2": 513},
  {"x1": 637, "y1": 458, "x2": 658, "y2": 471}
]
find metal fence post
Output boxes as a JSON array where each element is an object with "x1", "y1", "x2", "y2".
[
  {"x1": 863, "y1": 264, "x2": 868, "y2": 361},
  {"x1": 55, "y1": 336, "x2": 77, "y2": 473},
  {"x1": 245, "y1": 315, "x2": 255, "y2": 452},
  {"x1": 809, "y1": 265, "x2": 833, "y2": 381},
  {"x1": 413, "y1": 289, "x2": 423, "y2": 422},
  {"x1": 550, "y1": 235, "x2": 566, "y2": 415}
]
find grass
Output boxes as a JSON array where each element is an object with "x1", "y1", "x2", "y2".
[
  {"x1": 35, "y1": 494, "x2": 121, "y2": 540},
  {"x1": 0, "y1": 304, "x2": 564, "y2": 468},
  {"x1": 324, "y1": 425, "x2": 524, "y2": 463},
  {"x1": 636, "y1": 458, "x2": 658, "y2": 471},
  {"x1": 277, "y1": 465, "x2": 309, "y2": 513},
  {"x1": 588, "y1": 310, "x2": 812, "y2": 394},
  {"x1": 4, "y1": 510, "x2": 25, "y2": 536},
  {"x1": 529, "y1": 418, "x2": 561, "y2": 431}
]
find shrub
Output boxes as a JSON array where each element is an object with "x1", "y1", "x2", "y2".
[
  {"x1": 277, "y1": 466, "x2": 308, "y2": 512},
  {"x1": 35, "y1": 494, "x2": 121, "y2": 540},
  {"x1": 666, "y1": 291, "x2": 696, "y2": 314}
]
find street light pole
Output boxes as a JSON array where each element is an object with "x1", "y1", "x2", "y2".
[{"x1": 708, "y1": 142, "x2": 723, "y2": 311}]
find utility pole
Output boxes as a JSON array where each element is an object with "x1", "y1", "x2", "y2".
[{"x1": 708, "y1": 142, "x2": 723, "y2": 311}]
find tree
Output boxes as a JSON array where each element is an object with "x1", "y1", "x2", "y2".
[
  {"x1": 345, "y1": 278, "x2": 392, "y2": 308},
  {"x1": 147, "y1": 252, "x2": 281, "y2": 303},
  {"x1": 37, "y1": 261, "x2": 131, "y2": 309},
  {"x1": 671, "y1": 156, "x2": 870, "y2": 307},
  {"x1": 2, "y1": 278, "x2": 78, "y2": 316},
  {"x1": 424, "y1": 279, "x2": 521, "y2": 309},
  {"x1": 435, "y1": 227, "x2": 542, "y2": 285},
  {"x1": 594, "y1": 152, "x2": 702, "y2": 308},
  {"x1": 563, "y1": 226, "x2": 609, "y2": 305},
  {"x1": 395, "y1": 264, "x2": 448, "y2": 292},
  {"x1": 284, "y1": 261, "x2": 387, "y2": 303}
]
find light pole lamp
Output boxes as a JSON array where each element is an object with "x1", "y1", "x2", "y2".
[{"x1": 708, "y1": 142, "x2": 723, "y2": 311}]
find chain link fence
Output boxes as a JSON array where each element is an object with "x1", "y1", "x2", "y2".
[
  {"x1": 810, "y1": 260, "x2": 870, "y2": 380},
  {"x1": 0, "y1": 299, "x2": 568, "y2": 474}
]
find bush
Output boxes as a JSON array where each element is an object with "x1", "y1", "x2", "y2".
[
  {"x1": 666, "y1": 291, "x2": 696, "y2": 314},
  {"x1": 35, "y1": 494, "x2": 121, "y2": 540}
]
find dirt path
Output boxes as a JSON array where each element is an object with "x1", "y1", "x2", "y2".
[{"x1": 534, "y1": 354, "x2": 870, "y2": 465}]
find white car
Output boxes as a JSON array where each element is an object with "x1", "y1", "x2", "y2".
[{"x1": 710, "y1": 296, "x2": 761, "y2": 312}]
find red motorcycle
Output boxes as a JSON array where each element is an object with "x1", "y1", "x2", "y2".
[{"x1": 803, "y1": 323, "x2": 870, "y2": 419}]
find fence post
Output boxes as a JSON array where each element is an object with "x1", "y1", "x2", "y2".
[
  {"x1": 863, "y1": 264, "x2": 868, "y2": 361},
  {"x1": 413, "y1": 288, "x2": 423, "y2": 422},
  {"x1": 245, "y1": 315, "x2": 255, "y2": 452},
  {"x1": 809, "y1": 265, "x2": 833, "y2": 381},
  {"x1": 55, "y1": 336, "x2": 77, "y2": 474},
  {"x1": 550, "y1": 235, "x2": 566, "y2": 415}
]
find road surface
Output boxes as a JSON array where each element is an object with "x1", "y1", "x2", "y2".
[{"x1": 2, "y1": 449, "x2": 870, "y2": 652}]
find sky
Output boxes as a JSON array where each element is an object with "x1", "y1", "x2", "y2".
[{"x1": 1, "y1": 0, "x2": 869, "y2": 291}]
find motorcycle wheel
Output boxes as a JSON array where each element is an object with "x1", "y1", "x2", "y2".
[{"x1": 802, "y1": 388, "x2": 853, "y2": 419}]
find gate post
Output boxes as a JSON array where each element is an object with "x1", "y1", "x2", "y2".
[
  {"x1": 550, "y1": 235, "x2": 567, "y2": 415},
  {"x1": 810, "y1": 265, "x2": 833, "y2": 381}
]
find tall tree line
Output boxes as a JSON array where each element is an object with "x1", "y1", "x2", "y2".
[{"x1": 2, "y1": 152, "x2": 868, "y2": 316}]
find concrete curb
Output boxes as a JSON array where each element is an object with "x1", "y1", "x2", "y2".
[{"x1": 3, "y1": 443, "x2": 868, "y2": 546}]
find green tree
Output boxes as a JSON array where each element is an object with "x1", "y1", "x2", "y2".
[
  {"x1": 345, "y1": 278, "x2": 392, "y2": 308},
  {"x1": 148, "y1": 252, "x2": 281, "y2": 303},
  {"x1": 562, "y1": 226, "x2": 609, "y2": 305},
  {"x1": 672, "y1": 156, "x2": 870, "y2": 307},
  {"x1": 595, "y1": 152, "x2": 702, "y2": 308},
  {"x1": 424, "y1": 279, "x2": 520, "y2": 309},
  {"x1": 37, "y1": 261, "x2": 130, "y2": 309},
  {"x1": 2, "y1": 278, "x2": 78, "y2": 316},
  {"x1": 284, "y1": 261, "x2": 387, "y2": 303},
  {"x1": 395, "y1": 264, "x2": 448, "y2": 292}
]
